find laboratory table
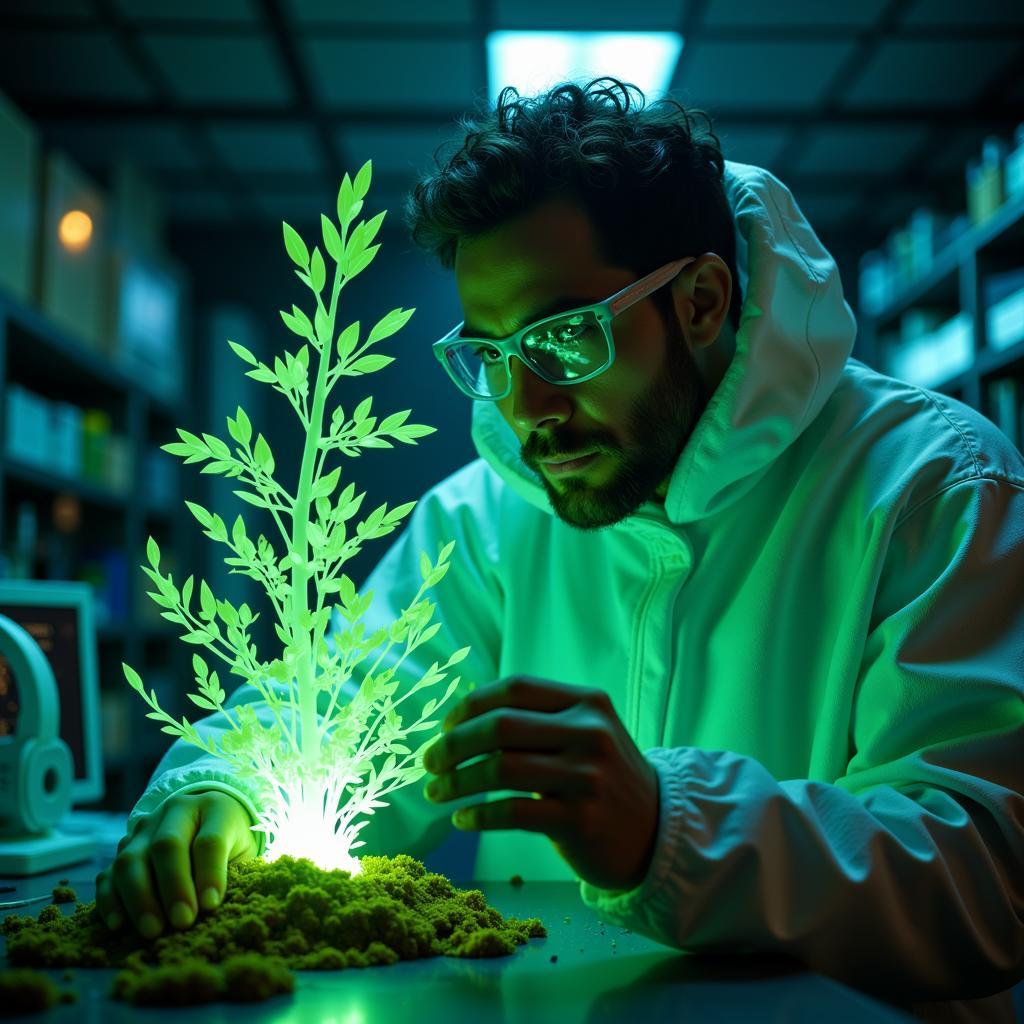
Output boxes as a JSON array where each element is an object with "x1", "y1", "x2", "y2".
[{"x1": 2, "y1": 848, "x2": 916, "y2": 1024}]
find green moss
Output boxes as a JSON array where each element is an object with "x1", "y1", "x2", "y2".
[
  {"x1": 0, "y1": 968, "x2": 64, "y2": 1015},
  {"x1": 51, "y1": 886, "x2": 77, "y2": 905},
  {"x1": 3, "y1": 854, "x2": 546, "y2": 1006}
]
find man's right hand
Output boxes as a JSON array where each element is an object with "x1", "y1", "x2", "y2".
[{"x1": 95, "y1": 790, "x2": 259, "y2": 938}]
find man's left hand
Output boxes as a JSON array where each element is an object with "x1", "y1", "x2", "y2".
[{"x1": 421, "y1": 676, "x2": 660, "y2": 892}]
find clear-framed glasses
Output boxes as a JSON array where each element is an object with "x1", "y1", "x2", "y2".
[{"x1": 432, "y1": 256, "x2": 697, "y2": 401}]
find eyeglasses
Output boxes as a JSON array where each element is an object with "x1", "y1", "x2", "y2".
[{"x1": 432, "y1": 256, "x2": 697, "y2": 401}]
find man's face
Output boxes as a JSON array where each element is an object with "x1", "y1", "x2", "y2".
[{"x1": 454, "y1": 196, "x2": 711, "y2": 531}]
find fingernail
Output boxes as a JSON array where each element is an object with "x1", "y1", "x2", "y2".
[
  {"x1": 170, "y1": 901, "x2": 193, "y2": 929},
  {"x1": 200, "y1": 887, "x2": 221, "y2": 911},
  {"x1": 138, "y1": 912, "x2": 162, "y2": 939},
  {"x1": 105, "y1": 912, "x2": 122, "y2": 931}
]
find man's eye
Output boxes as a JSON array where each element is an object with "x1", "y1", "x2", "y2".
[
  {"x1": 474, "y1": 346, "x2": 501, "y2": 363},
  {"x1": 555, "y1": 322, "x2": 586, "y2": 343}
]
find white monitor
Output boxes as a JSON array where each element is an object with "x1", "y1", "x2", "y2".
[{"x1": 0, "y1": 579, "x2": 104, "y2": 805}]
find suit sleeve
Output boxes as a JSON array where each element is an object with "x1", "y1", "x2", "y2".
[
  {"x1": 128, "y1": 469, "x2": 504, "y2": 861},
  {"x1": 579, "y1": 476, "x2": 1024, "y2": 1002}
]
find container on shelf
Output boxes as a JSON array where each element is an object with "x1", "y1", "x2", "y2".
[
  {"x1": 966, "y1": 136, "x2": 1008, "y2": 228},
  {"x1": 38, "y1": 151, "x2": 109, "y2": 354},
  {"x1": 81, "y1": 408, "x2": 111, "y2": 484},
  {"x1": 1004, "y1": 124, "x2": 1024, "y2": 203},
  {"x1": 0, "y1": 90, "x2": 39, "y2": 304},
  {"x1": 984, "y1": 266, "x2": 1024, "y2": 353},
  {"x1": 901, "y1": 308, "x2": 947, "y2": 344},
  {"x1": 109, "y1": 248, "x2": 184, "y2": 405},
  {"x1": 859, "y1": 250, "x2": 892, "y2": 316},
  {"x1": 883, "y1": 312, "x2": 973, "y2": 390},
  {"x1": 987, "y1": 378, "x2": 1021, "y2": 451},
  {"x1": 907, "y1": 208, "x2": 950, "y2": 280},
  {"x1": 4, "y1": 383, "x2": 49, "y2": 468},
  {"x1": 77, "y1": 546, "x2": 128, "y2": 627},
  {"x1": 49, "y1": 400, "x2": 84, "y2": 478},
  {"x1": 107, "y1": 433, "x2": 132, "y2": 494},
  {"x1": 142, "y1": 445, "x2": 177, "y2": 512}
]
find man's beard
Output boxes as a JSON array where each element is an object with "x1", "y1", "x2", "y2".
[{"x1": 524, "y1": 317, "x2": 710, "y2": 531}]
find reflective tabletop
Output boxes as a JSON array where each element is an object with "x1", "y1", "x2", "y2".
[{"x1": 1, "y1": 853, "x2": 915, "y2": 1024}]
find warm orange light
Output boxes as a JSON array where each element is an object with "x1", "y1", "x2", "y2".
[{"x1": 58, "y1": 210, "x2": 93, "y2": 252}]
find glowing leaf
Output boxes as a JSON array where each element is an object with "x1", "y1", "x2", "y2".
[{"x1": 282, "y1": 221, "x2": 309, "y2": 268}]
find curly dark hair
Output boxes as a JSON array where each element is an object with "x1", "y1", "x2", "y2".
[{"x1": 403, "y1": 76, "x2": 742, "y2": 332}]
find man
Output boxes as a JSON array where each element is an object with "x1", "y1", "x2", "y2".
[{"x1": 97, "y1": 79, "x2": 1024, "y2": 1017}]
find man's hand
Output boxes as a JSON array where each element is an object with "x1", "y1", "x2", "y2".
[
  {"x1": 421, "y1": 676, "x2": 660, "y2": 892},
  {"x1": 95, "y1": 790, "x2": 258, "y2": 938}
]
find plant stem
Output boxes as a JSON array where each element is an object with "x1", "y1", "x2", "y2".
[{"x1": 292, "y1": 266, "x2": 344, "y2": 769}]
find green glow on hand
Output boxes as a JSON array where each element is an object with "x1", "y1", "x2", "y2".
[{"x1": 120, "y1": 160, "x2": 473, "y2": 872}]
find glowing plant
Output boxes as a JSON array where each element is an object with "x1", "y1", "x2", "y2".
[{"x1": 121, "y1": 160, "x2": 470, "y2": 875}]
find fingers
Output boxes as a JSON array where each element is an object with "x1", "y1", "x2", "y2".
[
  {"x1": 96, "y1": 816, "x2": 148, "y2": 929},
  {"x1": 110, "y1": 824, "x2": 167, "y2": 939},
  {"x1": 97, "y1": 792, "x2": 256, "y2": 940},
  {"x1": 451, "y1": 794, "x2": 569, "y2": 837},
  {"x1": 149, "y1": 800, "x2": 201, "y2": 930},
  {"x1": 94, "y1": 863, "x2": 126, "y2": 932},
  {"x1": 190, "y1": 795, "x2": 256, "y2": 913},
  {"x1": 443, "y1": 676, "x2": 583, "y2": 731},
  {"x1": 424, "y1": 708, "x2": 573, "y2": 774},
  {"x1": 426, "y1": 751, "x2": 596, "y2": 804}
]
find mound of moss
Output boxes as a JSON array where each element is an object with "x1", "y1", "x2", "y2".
[
  {"x1": 2, "y1": 854, "x2": 545, "y2": 1006},
  {"x1": 0, "y1": 968, "x2": 76, "y2": 1015}
]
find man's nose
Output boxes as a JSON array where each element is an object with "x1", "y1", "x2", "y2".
[{"x1": 507, "y1": 356, "x2": 571, "y2": 432}]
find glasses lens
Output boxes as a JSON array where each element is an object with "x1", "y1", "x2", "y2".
[
  {"x1": 522, "y1": 311, "x2": 608, "y2": 381},
  {"x1": 445, "y1": 311, "x2": 609, "y2": 397},
  {"x1": 443, "y1": 341, "x2": 510, "y2": 397}
]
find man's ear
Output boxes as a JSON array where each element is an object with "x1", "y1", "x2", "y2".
[{"x1": 672, "y1": 253, "x2": 732, "y2": 351}]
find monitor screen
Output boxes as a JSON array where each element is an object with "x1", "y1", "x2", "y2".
[{"x1": 0, "y1": 580, "x2": 103, "y2": 804}]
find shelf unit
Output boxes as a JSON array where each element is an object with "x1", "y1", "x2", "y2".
[
  {"x1": 857, "y1": 194, "x2": 1024, "y2": 431},
  {"x1": 0, "y1": 280, "x2": 195, "y2": 811}
]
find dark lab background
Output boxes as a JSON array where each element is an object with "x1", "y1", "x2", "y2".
[{"x1": 0, "y1": 0, "x2": 1022, "y2": 810}]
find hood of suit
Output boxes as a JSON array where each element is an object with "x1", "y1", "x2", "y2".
[{"x1": 469, "y1": 161, "x2": 858, "y2": 526}]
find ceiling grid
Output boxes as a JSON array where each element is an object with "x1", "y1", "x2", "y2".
[{"x1": 0, "y1": 0, "x2": 1018, "y2": 250}]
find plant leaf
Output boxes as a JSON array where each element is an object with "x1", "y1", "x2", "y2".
[
  {"x1": 282, "y1": 221, "x2": 310, "y2": 268},
  {"x1": 234, "y1": 490, "x2": 268, "y2": 509},
  {"x1": 366, "y1": 308, "x2": 414, "y2": 348},
  {"x1": 200, "y1": 581, "x2": 216, "y2": 621},
  {"x1": 336, "y1": 321, "x2": 360, "y2": 362},
  {"x1": 232, "y1": 406, "x2": 252, "y2": 446},
  {"x1": 185, "y1": 501, "x2": 213, "y2": 528},
  {"x1": 228, "y1": 340, "x2": 258, "y2": 366},
  {"x1": 309, "y1": 247, "x2": 326, "y2": 292},
  {"x1": 122, "y1": 662, "x2": 145, "y2": 695},
  {"x1": 353, "y1": 158, "x2": 372, "y2": 201},
  {"x1": 346, "y1": 243, "x2": 380, "y2": 279},
  {"x1": 321, "y1": 214, "x2": 343, "y2": 262},
  {"x1": 347, "y1": 354, "x2": 394, "y2": 375},
  {"x1": 312, "y1": 465, "x2": 341, "y2": 500},
  {"x1": 253, "y1": 434, "x2": 275, "y2": 474}
]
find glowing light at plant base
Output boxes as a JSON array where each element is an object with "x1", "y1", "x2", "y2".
[
  {"x1": 261, "y1": 779, "x2": 367, "y2": 875},
  {"x1": 58, "y1": 210, "x2": 93, "y2": 252},
  {"x1": 486, "y1": 31, "x2": 684, "y2": 107},
  {"x1": 121, "y1": 160, "x2": 471, "y2": 875}
]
